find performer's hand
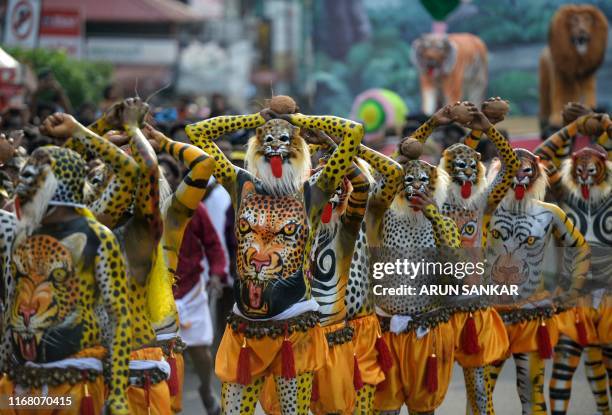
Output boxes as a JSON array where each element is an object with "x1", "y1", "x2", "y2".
[
  {"x1": 407, "y1": 189, "x2": 435, "y2": 211},
  {"x1": 103, "y1": 101, "x2": 124, "y2": 129},
  {"x1": 432, "y1": 103, "x2": 456, "y2": 125},
  {"x1": 40, "y1": 112, "x2": 79, "y2": 138},
  {"x1": 466, "y1": 110, "x2": 493, "y2": 131},
  {"x1": 260, "y1": 108, "x2": 279, "y2": 121},
  {"x1": 208, "y1": 274, "x2": 224, "y2": 300},
  {"x1": 142, "y1": 123, "x2": 166, "y2": 153},
  {"x1": 562, "y1": 102, "x2": 593, "y2": 125},
  {"x1": 103, "y1": 130, "x2": 130, "y2": 147},
  {"x1": 481, "y1": 97, "x2": 509, "y2": 124},
  {"x1": 577, "y1": 113, "x2": 605, "y2": 136},
  {"x1": 121, "y1": 97, "x2": 149, "y2": 127},
  {"x1": 303, "y1": 129, "x2": 338, "y2": 148}
]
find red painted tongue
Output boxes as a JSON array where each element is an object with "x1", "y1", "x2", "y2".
[
  {"x1": 428, "y1": 67, "x2": 434, "y2": 77},
  {"x1": 321, "y1": 202, "x2": 333, "y2": 223},
  {"x1": 581, "y1": 184, "x2": 590, "y2": 200},
  {"x1": 461, "y1": 181, "x2": 472, "y2": 199},
  {"x1": 270, "y1": 156, "x2": 283, "y2": 178},
  {"x1": 514, "y1": 185, "x2": 525, "y2": 200}
]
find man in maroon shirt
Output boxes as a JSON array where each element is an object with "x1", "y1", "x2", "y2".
[{"x1": 174, "y1": 201, "x2": 226, "y2": 415}]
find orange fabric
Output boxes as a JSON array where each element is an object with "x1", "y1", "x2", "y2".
[
  {"x1": 169, "y1": 351, "x2": 184, "y2": 413},
  {"x1": 127, "y1": 347, "x2": 172, "y2": 415},
  {"x1": 72, "y1": 345, "x2": 107, "y2": 359},
  {"x1": 597, "y1": 295, "x2": 612, "y2": 344},
  {"x1": 259, "y1": 376, "x2": 280, "y2": 415},
  {"x1": 451, "y1": 308, "x2": 509, "y2": 367},
  {"x1": 349, "y1": 313, "x2": 385, "y2": 386},
  {"x1": 310, "y1": 322, "x2": 356, "y2": 415},
  {"x1": 0, "y1": 374, "x2": 105, "y2": 415},
  {"x1": 215, "y1": 323, "x2": 327, "y2": 383},
  {"x1": 374, "y1": 321, "x2": 455, "y2": 413},
  {"x1": 556, "y1": 306, "x2": 599, "y2": 345},
  {"x1": 505, "y1": 315, "x2": 560, "y2": 356}
]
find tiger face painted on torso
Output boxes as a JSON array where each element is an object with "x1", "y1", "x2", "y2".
[
  {"x1": 235, "y1": 181, "x2": 309, "y2": 318},
  {"x1": 9, "y1": 218, "x2": 100, "y2": 363}
]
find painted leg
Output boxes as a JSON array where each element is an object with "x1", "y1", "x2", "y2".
[
  {"x1": 275, "y1": 372, "x2": 313, "y2": 415},
  {"x1": 513, "y1": 352, "x2": 547, "y2": 415},
  {"x1": 601, "y1": 344, "x2": 612, "y2": 409},
  {"x1": 408, "y1": 410, "x2": 434, "y2": 415},
  {"x1": 464, "y1": 365, "x2": 495, "y2": 414},
  {"x1": 584, "y1": 346, "x2": 610, "y2": 414},
  {"x1": 354, "y1": 384, "x2": 376, "y2": 414},
  {"x1": 375, "y1": 410, "x2": 401, "y2": 415},
  {"x1": 549, "y1": 335, "x2": 582, "y2": 414},
  {"x1": 489, "y1": 359, "x2": 505, "y2": 393},
  {"x1": 221, "y1": 377, "x2": 265, "y2": 415}
]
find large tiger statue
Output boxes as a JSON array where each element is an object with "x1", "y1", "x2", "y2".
[
  {"x1": 411, "y1": 33, "x2": 488, "y2": 115},
  {"x1": 539, "y1": 4, "x2": 608, "y2": 129}
]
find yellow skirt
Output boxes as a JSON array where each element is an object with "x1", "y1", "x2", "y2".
[
  {"x1": 450, "y1": 308, "x2": 509, "y2": 367},
  {"x1": 215, "y1": 322, "x2": 327, "y2": 383},
  {"x1": 374, "y1": 321, "x2": 455, "y2": 413},
  {"x1": 127, "y1": 347, "x2": 172, "y2": 415},
  {"x1": 0, "y1": 374, "x2": 105, "y2": 415},
  {"x1": 349, "y1": 313, "x2": 386, "y2": 386}
]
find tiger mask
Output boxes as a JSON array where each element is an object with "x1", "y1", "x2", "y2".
[
  {"x1": 561, "y1": 145, "x2": 611, "y2": 204},
  {"x1": 495, "y1": 149, "x2": 548, "y2": 209},
  {"x1": 440, "y1": 143, "x2": 486, "y2": 206},
  {"x1": 245, "y1": 119, "x2": 310, "y2": 196},
  {"x1": 392, "y1": 159, "x2": 449, "y2": 222}
]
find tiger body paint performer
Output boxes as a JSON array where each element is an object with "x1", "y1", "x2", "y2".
[
  {"x1": 0, "y1": 145, "x2": 131, "y2": 415},
  {"x1": 485, "y1": 148, "x2": 590, "y2": 415},
  {"x1": 54, "y1": 107, "x2": 176, "y2": 415},
  {"x1": 369, "y1": 138, "x2": 461, "y2": 415},
  {"x1": 429, "y1": 101, "x2": 519, "y2": 414},
  {"x1": 186, "y1": 99, "x2": 363, "y2": 414},
  {"x1": 60, "y1": 100, "x2": 216, "y2": 414},
  {"x1": 345, "y1": 144, "x2": 406, "y2": 413},
  {"x1": 534, "y1": 113, "x2": 612, "y2": 415},
  {"x1": 307, "y1": 155, "x2": 371, "y2": 415}
]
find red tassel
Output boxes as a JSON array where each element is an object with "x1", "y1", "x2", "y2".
[
  {"x1": 353, "y1": 355, "x2": 364, "y2": 390},
  {"x1": 281, "y1": 339, "x2": 296, "y2": 379},
  {"x1": 80, "y1": 380, "x2": 94, "y2": 415},
  {"x1": 311, "y1": 377, "x2": 320, "y2": 401},
  {"x1": 237, "y1": 339, "x2": 252, "y2": 385},
  {"x1": 462, "y1": 313, "x2": 481, "y2": 355},
  {"x1": 375, "y1": 336, "x2": 393, "y2": 373},
  {"x1": 426, "y1": 354, "x2": 438, "y2": 393},
  {"x1": 575, "y1": 318, "x2": 589, "y2": 347},
  {"x1": 536, "y1": 321, "x2": 553, "y2": 359},
  {"x1": 166, "y1": 353, "x2": 179, "y2": 396}
]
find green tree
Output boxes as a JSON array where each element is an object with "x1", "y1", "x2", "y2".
[{"x1": 8, "y1": 47, "x2": 113, "y2": 109}]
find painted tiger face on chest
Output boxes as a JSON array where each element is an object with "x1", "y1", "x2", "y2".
[
  {"x1": 487, "y1": 206, "x2": 553, "y2": 298},
  {"x1": 561, "y1": 145, "x2": 611, "y2": 204},
  {"x1": 441, "y1": 143, "x2": 485, "y2": 203},
  {"x1": 235, "y1": 182, "x2": 308, "y2": 316},
  {"x1": 10, "y1": 233, "x2": 87, "y2": 362},
  {"x1": 245, "y1": 119, "x2": 310, "y2": 195}
]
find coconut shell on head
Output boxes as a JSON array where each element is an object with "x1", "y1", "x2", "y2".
[
  {"x1": 399, "y1": 137, "x2": 423, "y2": 160},
  {"x1": 268, "y1": 95, "x2": 298, "y2": 114},
  {"x1": 482, "y1": 99, "x2": 509, "y2": 119}
]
